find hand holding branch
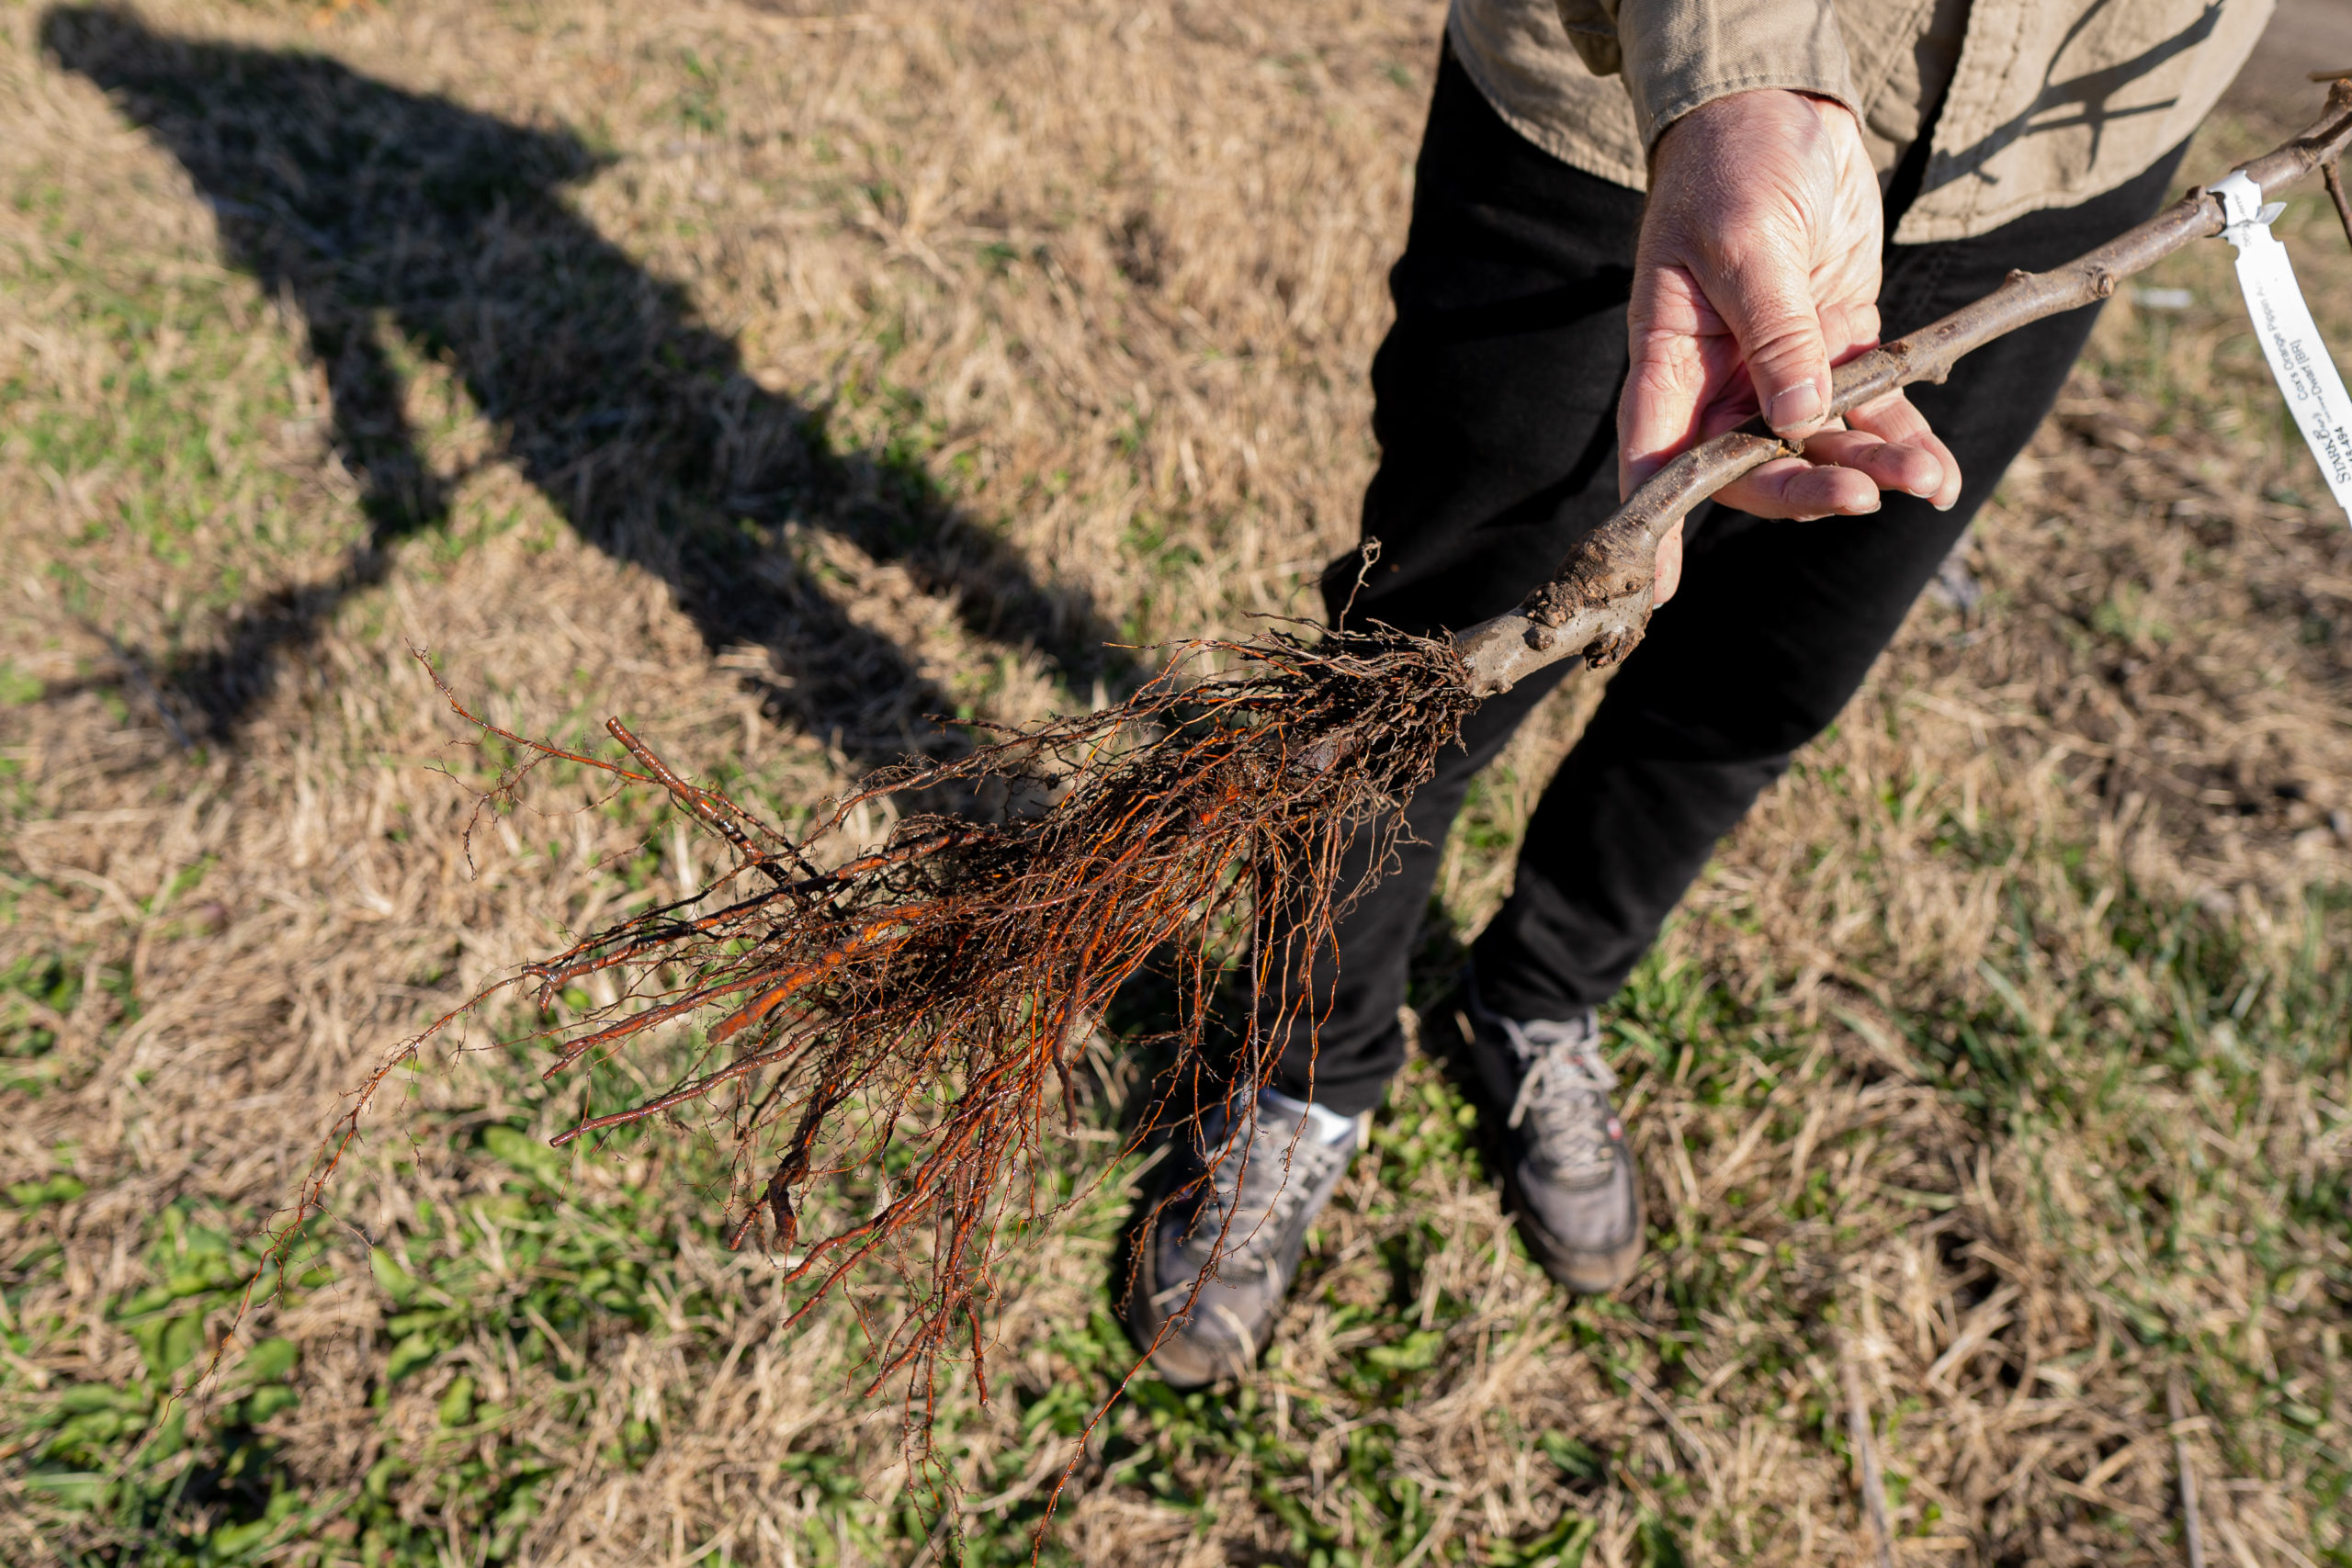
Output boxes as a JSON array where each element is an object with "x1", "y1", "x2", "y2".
[
  {"x1": 1624, "y1": 88, "x2": 1962, "y2": 604},
  {"x1": 1458, "y1": 78, "x2": 2352, "y2": 695}
]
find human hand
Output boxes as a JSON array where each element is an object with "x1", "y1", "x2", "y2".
[{"x1": 1621, "y1": 89, "x2": 1962, "y2": 604}]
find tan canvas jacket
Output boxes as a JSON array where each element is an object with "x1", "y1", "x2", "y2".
[{"x1": 1448, "y1": 0, "x2": 2276, "y2": 243}]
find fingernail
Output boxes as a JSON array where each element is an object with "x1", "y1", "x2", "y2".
[
  {"x1": 1770, "y1": 382, "x2": 1824, "y2": 431},
  {"x1": 1934, "y1": 497, "x2": 1956, "y2": 512}
]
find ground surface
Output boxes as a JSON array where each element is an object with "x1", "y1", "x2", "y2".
[{"x1": 1, "y1": 2, "x2": 2348, "y2": 1564}]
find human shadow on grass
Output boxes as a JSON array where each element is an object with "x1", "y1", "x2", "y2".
[{"x1": 41, "y1": 5, "x2": 1134, "y2": 761}]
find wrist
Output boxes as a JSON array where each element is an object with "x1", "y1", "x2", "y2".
[{"x1": 1652, "y1": 88, "x2": 1859, "y2": 169}]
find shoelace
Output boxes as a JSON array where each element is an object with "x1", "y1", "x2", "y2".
[
  {"x1": 1183, "y1": 1115, "x2": 1348, "y2": 1265},
  {"x1": 1499, "y1": 1016, "x2": 1621, "y2": 1183}
]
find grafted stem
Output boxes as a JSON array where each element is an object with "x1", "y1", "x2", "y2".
[{"x1": 1454, "y1": 82, "x2": 2352, "y2": 697}]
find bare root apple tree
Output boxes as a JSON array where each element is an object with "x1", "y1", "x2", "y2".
[{"x1": 263, "y1": 81, "x2": 2352, "y2": 1501}]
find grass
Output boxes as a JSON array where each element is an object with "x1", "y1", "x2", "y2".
[{"x1": 0, "y1": 1, "x2": 2347, "y2": 1563}]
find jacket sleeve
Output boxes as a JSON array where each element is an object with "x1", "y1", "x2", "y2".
[{"x1": 1551, "y1": 0, "x2": 1860, "y2": 150}]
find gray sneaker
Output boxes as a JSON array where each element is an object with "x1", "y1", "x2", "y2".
[
  {"x1": 1125, "y1": 1086, "x2": 1360, "y2": 1389},
  {"x1": 1431, "y1": 978, "x2": 1644, "y2": 1294}
]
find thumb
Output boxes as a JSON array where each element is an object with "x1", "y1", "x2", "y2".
[{"x1": 1711, "y1": 254, "x2": 1834, "y2": 437}]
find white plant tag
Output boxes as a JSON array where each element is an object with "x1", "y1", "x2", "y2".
[{"x1": 2206, "y1": 171, "x2": 2352, "y2": 523}]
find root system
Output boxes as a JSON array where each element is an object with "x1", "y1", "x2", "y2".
[{"x1": 288, "y1": 629, "x2": 1474, "y2": 1428}]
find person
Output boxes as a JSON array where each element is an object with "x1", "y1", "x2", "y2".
[{"x1": 1125, "y1": 0, "x2": 2275, "y2": 1387}]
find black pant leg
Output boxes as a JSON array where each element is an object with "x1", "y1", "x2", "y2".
[
  {"x1": 1469, "y1": 144, "x2": 2191, "y2": 1021},
  {"x1": 1251, "y1": 49, "x2": 1644, "y2": 1113},
  {"x1": 1330, "y1": 48, "x2": 1645, "y2": 641}
]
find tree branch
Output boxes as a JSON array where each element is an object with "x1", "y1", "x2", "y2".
[{"x1": 1453, "y1": 81, "x2": 2352, "y2": 697}]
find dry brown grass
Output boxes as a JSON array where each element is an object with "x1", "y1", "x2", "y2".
[{"x1": 0, "y1": 2, "x2": 2346, "y2": 1564}]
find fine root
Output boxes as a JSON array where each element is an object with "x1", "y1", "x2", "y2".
[{"x1": 270, "y1": 626, "x2": 1475, "y2": 1461}]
